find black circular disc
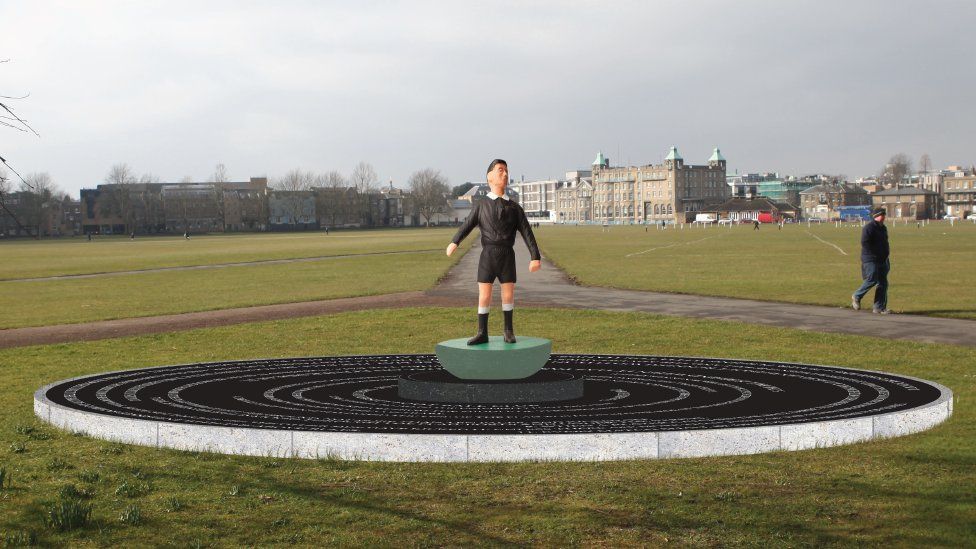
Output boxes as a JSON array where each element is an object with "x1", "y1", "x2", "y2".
[
  {"x1": 42, "y1": 354, "x2": 944, "y2": 435},
  {"x1": 398, "y1": 370, "x2": 584, "y2": 403}
]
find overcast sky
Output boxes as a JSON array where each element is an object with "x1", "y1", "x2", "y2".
[{"x1": 3, "y1": 1, "x2": 975, "y2": 196}]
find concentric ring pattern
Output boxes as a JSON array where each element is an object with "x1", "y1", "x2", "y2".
[{"x1": 41, "y1": 355, "x2": 944, "y2": 435}]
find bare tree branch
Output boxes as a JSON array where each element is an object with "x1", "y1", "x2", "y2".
[
  {"x1": 272, "y1": 169, "x2": 315, "y2": 228},
  {"x1": 350, "y1": 161, "x2": 378, "y2": 226},
  {"x1": 0, "y1": 101, "x2": 39, "y2": 136},
  {"x1": 408, "y1": 168, "x2": 451, "y2": 227}
]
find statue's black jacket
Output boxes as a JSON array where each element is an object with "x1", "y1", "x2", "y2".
[
  {"x1": 451, "y1": 197, "x2": 541, "y2": 260},
  {"x1": 860, "y1": 219, "x2": 889, "y2": 262}
]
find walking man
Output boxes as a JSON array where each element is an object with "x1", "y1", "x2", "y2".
[
  {"x1": 852, "y1": 207, "x2": 891, "y2": 314},
  {"x1": 446, "y1": 159, "x2": 541, "y2": 345}
]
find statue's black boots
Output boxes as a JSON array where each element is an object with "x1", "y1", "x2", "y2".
[
  {"x1": 503, "y1": 310, "x2": 516, "y2": 343},
  {"x1": 467, "y1": 313, "x2": 489, "y2": 345}
]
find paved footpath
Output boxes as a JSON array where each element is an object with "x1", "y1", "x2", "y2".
[
  {"x1": 2, "y1": 242, "x2": 973, "y2": 348},
  {"x1": 427, "y1": 240, "x2": 976, "y2": 348}
]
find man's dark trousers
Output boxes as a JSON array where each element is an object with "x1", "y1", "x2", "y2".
[{"x1": 854, "y1": 259, "x2": 889, "y2": 311}]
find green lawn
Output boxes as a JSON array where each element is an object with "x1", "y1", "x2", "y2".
[
  {"x1": 537, "y1": 221, "x2": 976, "y2": 320},
  {"x1": 0, "y1": 228, "x2": 455, "y2": 281},
  {"x1": 0, "y1": 308, "x2": 972, "y2": 546},
  {"x1": 0, "y1": 230, "x2": 468, "y2": 329},
  {"x1": 0, "y1": 253, "x2": 455, "y2": 329}
]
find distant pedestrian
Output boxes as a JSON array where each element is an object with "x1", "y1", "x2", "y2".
[
  {"x1": 852, "y1": 207, "x2": 891, "y2": 314},
  {"x1": 325, "y1": 226, "x2": 329, "y2": 235},
  {"x1": 130, "y1": 231, "x2": 135, "y2": 240},
  {"x1": 87, "y1": 233, "x2": 92, "y2": 242},
  {"x1": 753, "y1": 220, "x2": 760, "y2": 230},
  {"x1": 184, "y1": 231, "x2": 190, "y2": 240}
]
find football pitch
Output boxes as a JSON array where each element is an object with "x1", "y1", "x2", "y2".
[
  {"x1": 1, "y1": 222, "x2": 973, "y2": 328},
  {"x1": 537, "y1": 221, "x2": 976, "y2": 320}
]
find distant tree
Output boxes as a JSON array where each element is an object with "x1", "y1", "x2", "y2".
[
  {"x1": 878, "y1": 153, "x2": 913, "y2": 189},
  {"x1": 211, "y1": 163, "x2": 229, "y2": 183},
  {"x1": 19, "y1": 172, "x2": 62, "y2": 237},
  {"x1": 135, "y1": 173, "x2": 163, "y2": 233},
  {"x1": 452, "y1": 182, "x2": 476, "y2": 198},
  {"x1": 0, "y1": 58, "x2": 39, "y2": 234},
  {"x1": 272, "y1": 169, "x2": 315, "y2": 228},
  {"x1": 163, "y1": 175, "x2": 193, "y2": 232},
  {"x1": 208, "y1": 164, "x2": 229, "y2": 231},
  {"x1": 0, "y1": 167, "x2": 26, "y2": 235},
  {"x1": 350, "y1": 161, "x2": 378, "y2": 226},
  {"x1": 315, "y1": 170, "x2": 350, "y2": 228},
  {"x1": 409, "y1": 168, "x2": 451, "y2": 227},
  {"x1": 919, "y1": 153, "x2": 932, "y2": 174},
  {"x1": 101, "y1": 163, "x2": 137, "y2": 234}
]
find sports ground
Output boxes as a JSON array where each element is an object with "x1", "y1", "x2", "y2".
[{"x1": 0, "y1": 224, "x2": 973, "y2": 546}]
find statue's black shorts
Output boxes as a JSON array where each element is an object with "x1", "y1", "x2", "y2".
[{"x1": 477, "y1": 244, "x2": 517, "y2": 284}]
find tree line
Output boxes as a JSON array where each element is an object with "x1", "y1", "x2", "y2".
[{"x1": 1, "y1": 160, "x2": 458, "y2": 237}]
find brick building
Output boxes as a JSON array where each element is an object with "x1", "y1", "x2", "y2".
[{"x1": 591, "y1": 147, "x2": 729, "y2": 224}]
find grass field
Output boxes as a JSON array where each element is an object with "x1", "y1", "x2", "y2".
[
  {"x1": 0, "y1": 308, "x2": 972, "y2": 546},
  {"x1": 0, "y1": 228, "x2": 455, "y2": 281},
  {"x1": 537, "y1": 221, "x2": 976, "y2": 320},
  {"x1": 0, "y1": 229, "x2": 467, "y2": 329},
  {"x1": 3, "y1": 223, "x2": 973, "y2": 329}
]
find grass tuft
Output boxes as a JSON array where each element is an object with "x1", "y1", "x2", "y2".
[
  {"x1": 15, "y1": 425, "x2": 50, "y2": 441},
  {"x1": 119, "y1": 505, "x2": 142, "y2": 525},
  {"x1": 44, "y1": 496, "x2": 92, "y2": 532},
  {"x1": 46, "y1": 457, "x2": 70, "y2": 472},
  {"x1": 163, "y1": 496, "x2": 185, "y2": 513},
  {"x1": 1, "y1": 530, "x2": 37, "y2": 547},
  {"x1": 98, "y1": 443, "x2": 127, "y2": 455},
  {"x1": 115, "y1": 479, "x2": 152, "y2": 498},
  {"x1": 77, "y1": 469, "x2": 100, "y2": 483},
  {"x1": 58, "y1": 484, "x2": 93, "y2": 500}
]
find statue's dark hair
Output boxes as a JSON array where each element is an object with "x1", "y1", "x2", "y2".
[{"x1": 487, "y1": 159, "x2": 507, "y2": 174}]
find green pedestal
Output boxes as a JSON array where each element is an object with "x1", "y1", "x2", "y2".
[{"x1": 435, "y1": 337, "x2": 552, "y2": 380}]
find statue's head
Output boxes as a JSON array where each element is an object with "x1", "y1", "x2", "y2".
[{"x1": 486, "y1": 159, "x2": 508, "y2": 195}]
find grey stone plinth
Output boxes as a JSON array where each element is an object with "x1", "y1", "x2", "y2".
[
  {"x1": 398, "y1": 370, "x2": 584, "y2": 403},
  {"x1": 33, "y1": 361, "x2": 954, "y2": 463},
  {"x1": 436, "y1": 336, "x2": 551, "y2": 380}
]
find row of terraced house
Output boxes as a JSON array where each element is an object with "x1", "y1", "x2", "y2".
[
  {"x1": 67, "y1": 179, "x2": 424, "y2": 236},
  {"x1": 510, "y1": 148, "x2": 975, "y2": 224}
]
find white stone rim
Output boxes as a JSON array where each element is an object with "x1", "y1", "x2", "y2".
[{"x1": 33, "y1": 356, "x2": 953, "y2": 462}]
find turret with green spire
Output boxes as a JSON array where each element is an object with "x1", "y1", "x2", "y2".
[
  {"x1": 664, "y1": 146, "x2": 683, "y2": 169},
  {"x1": 592, "y1": 151, "x2": 609, "y2": 169},
  {"x1": 708, "y1": 147, "x2": 726, "y2": 170}
]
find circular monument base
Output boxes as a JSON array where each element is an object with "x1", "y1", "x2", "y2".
[
  {"x1": 436, "y1": 336, "x2": 551, "y2": 380},
  {"x1": 398, "y1": 370, "x2": 584, "y2": 403},
  {"x1": 34, "y1": 354, "x2": 953, "y2": 462}
]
